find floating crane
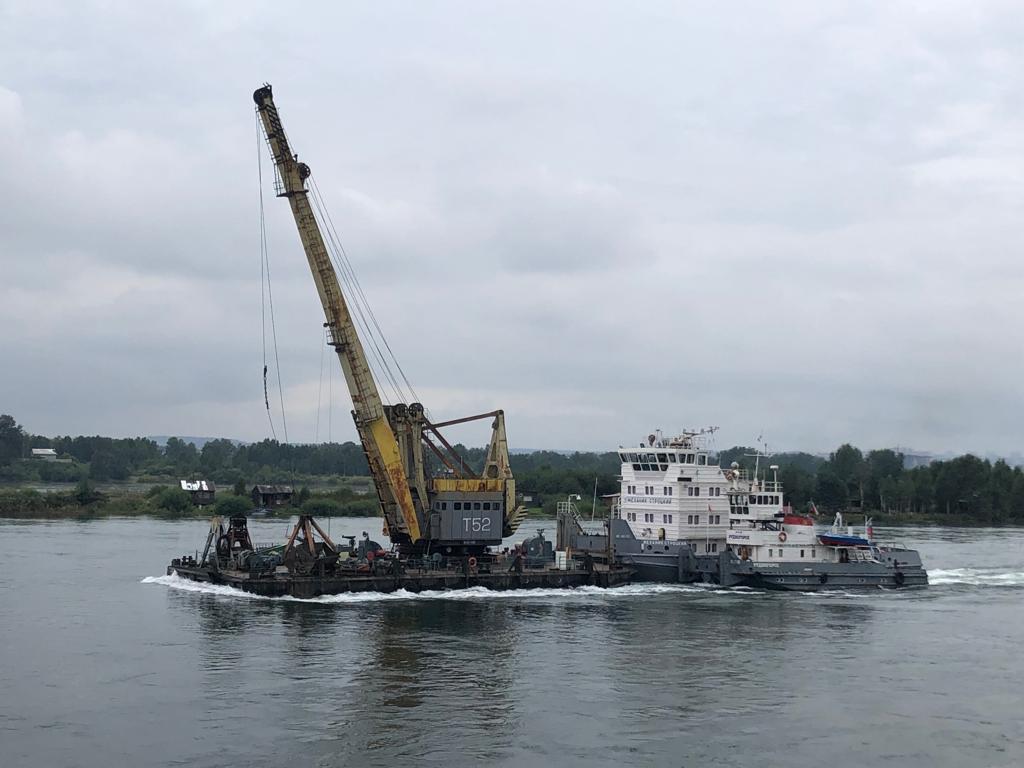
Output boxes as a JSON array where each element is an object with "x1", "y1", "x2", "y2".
[{"x1": 253, "y1": 84, "x2": 524, "y2": 556}]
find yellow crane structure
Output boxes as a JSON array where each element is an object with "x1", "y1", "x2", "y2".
[{"x1": 253, "y1": 84, "x2": 524, "y2": 555}]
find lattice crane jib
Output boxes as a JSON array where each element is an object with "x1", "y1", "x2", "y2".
[{"x1": 253, "y1": 84, "x2": 421, "y2": 544}]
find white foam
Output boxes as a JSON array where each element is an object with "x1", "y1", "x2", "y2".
[
  {"x1": 928, "y1": 568, "x2": 1024, "y2": 586},
  {"x1": 141, "y1": 573, "x2": 761, "y2": 604}
]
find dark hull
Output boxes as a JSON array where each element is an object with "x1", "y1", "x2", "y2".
[
  {"x1": 721, "y1": 559, "x2": 929, "y2": 591},
  {"x1": 167, "y1": 563, "x2": 633, "y2": 599},
  {"x1": 616, "y1": 552, "x2": 722, "y2": 584}
]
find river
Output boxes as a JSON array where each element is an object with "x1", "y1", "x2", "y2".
[{"x1": 0, "y1": 517, "x2": 1021, "y2": 768}]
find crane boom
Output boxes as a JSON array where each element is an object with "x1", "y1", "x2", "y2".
[
  {"x1": 253, "y1": 84, "x2": 421, "y2": 545},
  {"x1": 253, "y1": 83, "x2": 525, "y2": 555}
]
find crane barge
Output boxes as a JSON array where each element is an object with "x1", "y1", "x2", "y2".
[{"x1": 164, "y1": 84, "x2": 632, "y2": 597}]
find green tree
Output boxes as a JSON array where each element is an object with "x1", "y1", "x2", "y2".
[
  {"x1": 89, "y1": 449, "x2": 129, "y2": 481},
  {"x1": 155, "y1": 487, "x2": 192, "y2": 516},
  {"x1": 0, "y1": 414, "x2": 25, "y2": 465},
  {"x1": 75, "y1": 478, "x2": 99, "y2": 506},
  {"x1": 200, "y1": 438, "x2": 236, "y2": 475},
  {"x1": 164, "y1": 437, "x2": 199, "y2": 472},
  {"x1": 214, "y1": 495, "x2": 251, "y2": 517},
  {"x1": 303, "y1": 498, "x2": 342, "y2": 516},
  {"x1": 865, "y1": 449, "x2": 904, "y2": 509},
  {"x1": 814, "y1": 467, "x2": 847, "y2": 511},
  {"x1": 233, "y1": 478, "x2": 247, "y2": 496}
]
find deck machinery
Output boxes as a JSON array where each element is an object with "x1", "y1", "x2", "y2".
[{"x1": 253, "y1": 84, "x2": 525, "y2": 557}]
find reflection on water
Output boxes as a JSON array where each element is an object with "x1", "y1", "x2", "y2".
[{"x1": 2, "y1": 518, "x2": 1024, "y2": 768}]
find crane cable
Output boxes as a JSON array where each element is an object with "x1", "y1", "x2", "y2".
[
  {"x1": 306, "y1": 185, "x2": 405, "y2": 405},
  {"x1": 308, "y1": 175, "x2": 425, "y2": 411},
  {"x1": 257, "y1": 113, "x2": 289, "y2": 443},
  {"x1": 256, "y1": 111, "x2": 423, "y2": 428},
  {"x1": 314, "y1": 327, "x2": 326, "y2": 443}
]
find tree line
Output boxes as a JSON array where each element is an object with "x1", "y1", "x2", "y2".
[
  {"x1": 3, "y1": 414, "x2": 1024, "y2": 523},
  {"x1": 720, "y1": 444, "x2": 1024, "y2": 523}
]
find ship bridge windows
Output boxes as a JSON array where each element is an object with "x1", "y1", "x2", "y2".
[
  {"x1": 698, "y1": 454, "x2": 707, "y2": 466},
  {"x1": 633, "y1": 452, "x2": 668, "y2": 472},
  {"x1": 668, "y1": 453, "x2": 677, "y2": 462}
]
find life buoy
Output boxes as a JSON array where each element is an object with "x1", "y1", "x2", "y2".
[
  {"x1": 778, "y1": 531, "x2": 788, "y2": 542},
  {"x1": 468, "y1": 556, "x2": 478, "y2": 569}
]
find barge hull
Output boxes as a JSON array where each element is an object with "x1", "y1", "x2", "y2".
[{"x1": 167, "y1": 564, "x2": 633, "y2": 599}]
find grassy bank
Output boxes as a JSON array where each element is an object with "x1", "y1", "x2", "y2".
[{"x1": 0, "y1": 484, "x2": 381, "y2": 521}]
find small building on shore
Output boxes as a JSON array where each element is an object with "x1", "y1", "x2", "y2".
[
  {"x1": 251, "y1": 484, "x2": 293, "y2": 508},
  {"x1": 31, "y1": 448, "x2": 58, "y2": 462},
  {"x1": 180, "y1": 479, "x2": 216, "y2": 506}
]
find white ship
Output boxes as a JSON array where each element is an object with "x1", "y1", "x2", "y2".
[{"x1": 559, "y1": 428, "x2": 928, "y2": 589}]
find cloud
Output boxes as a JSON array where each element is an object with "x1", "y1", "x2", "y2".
[{"x1": 2, "y1": 1, "x2": 1024, "y2": 457}]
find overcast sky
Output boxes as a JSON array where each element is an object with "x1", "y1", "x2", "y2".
[{"x1": 2, "y1": 1, "x2": 1024, "y2": 456}]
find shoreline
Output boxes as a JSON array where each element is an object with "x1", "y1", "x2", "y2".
[{"x1": 0, "y1": 508, "x2": 1019, "y2": 528}]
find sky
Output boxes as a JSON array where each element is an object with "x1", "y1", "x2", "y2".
[{"x1": 2, "y1": 1, "x2": 1024, "y2": 456}]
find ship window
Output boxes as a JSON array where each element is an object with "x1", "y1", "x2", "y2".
[
  {"x1": 657, "y1": 453, "x2": 667, "y2": 463},
  {"x1": 667, "y1": 514, "x2": 673, "y2": 523},
  {"x1": 698, "y1": 455, "x2": 707, "y2": 465},
  {"x1": 633, "y1": 464, "x2": 641, "y2": 471},
  {"x1": 660, "y1": 464, "x2": 668, "y2": 471},
  {"x1": 629, "y1": 453, "x2": 638, "y2": 462},
  {"x1": 800, "y1": 549, "x2": 805, "y2": 558},
  {"x1": 668, "y1": 453, "x2": 677, "y2": 462},
  {"x1": 694, "y1": 487, "x2": 701, "y2": 496},
  {"x1": 442, "y1": 502, "x2": 448, "y2": 510},
  {"x1": 482, "y1": 502, "x2": 491, "y2": 510},
  {"x1": 473, "y1": 502, "x2": 481, "y2": 510},
  {"x1": 454, "y1": 502, "x2": 462, "y2": 510},
  {"x1": 749, "y1": 495, "x2": 756, "y2": 504}
]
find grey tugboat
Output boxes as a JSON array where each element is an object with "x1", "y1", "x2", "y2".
[{"x1": 559, "y1": 430, "x2": 928, "y2": 590}]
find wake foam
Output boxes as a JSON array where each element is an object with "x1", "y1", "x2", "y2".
[
  {"x1": 928, "y1": 568, "x2": 1024, "y2": 586},
  {"x1": 141, "y1": 573, "x2": 762, "y2": 604}
]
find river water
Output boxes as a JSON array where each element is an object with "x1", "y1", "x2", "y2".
[{"x1": 0, "y1": 517, "x2": 1021, "y2": 768}]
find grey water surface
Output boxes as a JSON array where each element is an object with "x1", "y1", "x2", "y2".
[{"x1": 1, "y1": 517, "x2": 1021, "y2": 768}]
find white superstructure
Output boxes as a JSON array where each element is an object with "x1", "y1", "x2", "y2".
[{"x1": 615, "y1": 429, "x2": 747, "y2": 555}]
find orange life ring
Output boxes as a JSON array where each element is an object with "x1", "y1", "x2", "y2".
[
  {"x1": 468, "y1": 556, "x2": 478, "y2": 569},
  {"x1": 778, "y1": 531, "x2": 788, "y2": 542}
]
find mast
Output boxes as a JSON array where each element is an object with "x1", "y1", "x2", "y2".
[{"x1": 253, "y1": 84, "x2": 421, "y2": 545}]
